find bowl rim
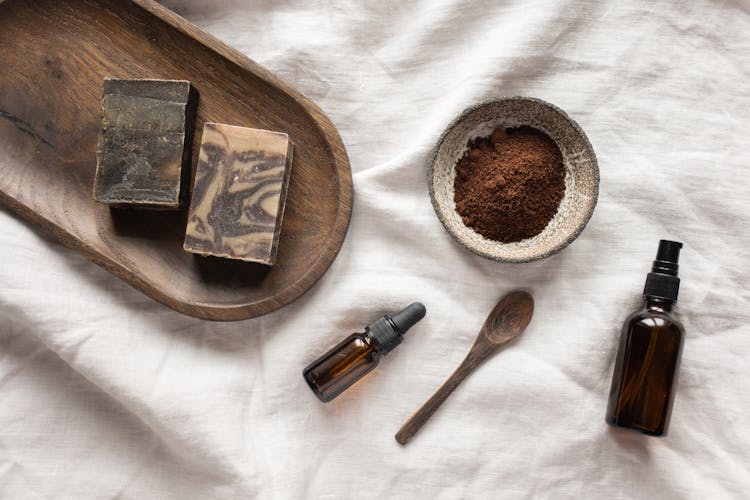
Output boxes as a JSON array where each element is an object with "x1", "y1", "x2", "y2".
[{"x1": 427, "y1": 96, "x2": 600, "y2": 263}]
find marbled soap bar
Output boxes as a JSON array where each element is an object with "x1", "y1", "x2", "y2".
[
  {"x1": 93, "y1": 78, "x2": 198, "y2": 208},
  {"x1": 183, "y1": 123, "x2": 294, "y2": 265}
]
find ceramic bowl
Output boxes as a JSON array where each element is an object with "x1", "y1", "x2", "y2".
[{"x1": 428, "y1": 97, "x2": 599, "y2": 263}]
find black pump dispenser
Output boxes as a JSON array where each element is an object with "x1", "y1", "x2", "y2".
[
  {"x1": 643, "y1": 240, "x2": 683, "y2": 302},
  {"x1": 607, "y1": 239, "x2": 686, "y2": 436}
]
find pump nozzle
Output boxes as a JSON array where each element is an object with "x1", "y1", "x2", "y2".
[
  {"x1": 644, "y1": 240, "x2": 683, "y2": 302},
  {"x1": 652, "y1": 240, "x2": 682, "y2": 276}
]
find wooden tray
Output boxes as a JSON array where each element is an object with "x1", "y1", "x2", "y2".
[{"x1": 0, "y1": 0, "x2": 353, "y2": 320}]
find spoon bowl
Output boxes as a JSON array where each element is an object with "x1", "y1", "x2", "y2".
[{"x1": 481, "y1": 291, "x2": 534, "y2": 344}]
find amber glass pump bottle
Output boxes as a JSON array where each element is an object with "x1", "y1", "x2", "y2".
[
  {"x1": 606, "y1": 240, "x2": 685, "y2": 436},
  {"x1": 303, "y1": 303, "x2": 426, "y2": 402}
]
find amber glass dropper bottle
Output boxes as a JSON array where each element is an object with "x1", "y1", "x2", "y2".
[
  {"x1": 606, "y1": 240, "x2": 685, "y2": 436},
  {"x1": 303, "y1": 303, "x2": 426, "y2": 402}
]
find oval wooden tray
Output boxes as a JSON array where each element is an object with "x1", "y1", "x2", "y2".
[{"x1": 0, "y1": 0, "x2": 353, "y2": 320}]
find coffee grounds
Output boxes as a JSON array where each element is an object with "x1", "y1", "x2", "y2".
[{"x1": 454, "y1": 126, "x2": 565, "y2": 243}]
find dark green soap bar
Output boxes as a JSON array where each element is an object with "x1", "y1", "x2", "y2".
[{"x1": 93, "y1": 79, "x2": 198, "y2": 208}]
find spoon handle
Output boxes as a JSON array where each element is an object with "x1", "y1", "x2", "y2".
[{"x1": 395, "y1": 346, "x2": 491, "y2": 445}]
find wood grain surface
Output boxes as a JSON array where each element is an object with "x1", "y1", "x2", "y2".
[{"x1": 0, "y1": 0, "x2": 353, "y2": 320}]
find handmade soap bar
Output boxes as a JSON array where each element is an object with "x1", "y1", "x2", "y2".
[
  {"x1": 183, "y1": 123, "x2": 294, "y2": 265},
  {"x1": 93, "y1": 78, "x2": 198, "y2": 208}
]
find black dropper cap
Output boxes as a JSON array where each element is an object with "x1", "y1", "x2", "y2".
[
  {"x1": 366, "y1": 302, "x2": 426, "y2": 354},
  {"x1": 643, "y1": 240, "x2": 683, "y2": 302}
]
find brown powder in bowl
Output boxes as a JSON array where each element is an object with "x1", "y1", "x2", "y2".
[{"x1": 453, "y1": 126, "x2": 565, "y2": 243}]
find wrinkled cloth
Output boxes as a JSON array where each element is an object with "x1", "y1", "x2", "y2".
[{"x1": 1, "y1": 0, "x2": 749, "y2": 498}]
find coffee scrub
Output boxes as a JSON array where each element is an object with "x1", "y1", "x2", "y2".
[{"x1": 453, "y1": 126, "x2": 565, "y2": 243}]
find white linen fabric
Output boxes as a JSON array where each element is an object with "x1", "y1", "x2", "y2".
[{"x1": 1, "y1": 0, "x2": 749, "y2": 498}]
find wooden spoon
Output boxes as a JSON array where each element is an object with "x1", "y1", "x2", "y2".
[{"x1": 395, "y1": 291, "x2": 534, "y2": 445}]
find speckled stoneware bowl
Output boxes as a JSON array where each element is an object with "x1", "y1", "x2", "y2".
[{"x1": 428, "y1": 97, "x2": 599, "y2": 263}]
